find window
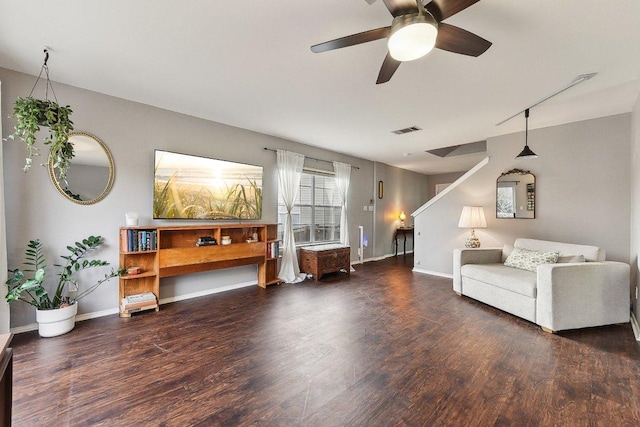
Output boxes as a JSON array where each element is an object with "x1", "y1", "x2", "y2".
[{"x1": 277, "y1": 171, "x2": 341, "y2": 245}]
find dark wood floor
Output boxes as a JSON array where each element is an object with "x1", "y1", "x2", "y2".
[{"x1": 10, "y1": 255, "x2": 640, "y2": 426}]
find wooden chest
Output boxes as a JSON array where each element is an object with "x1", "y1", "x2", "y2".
[{"x1": 299, "y1": 244, "x2": 350, "y2": 281}]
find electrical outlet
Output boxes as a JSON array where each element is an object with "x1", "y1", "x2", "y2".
[
  {"x1": 368, "y1": 206, "x2": 374, "y2": 211},
  {"x1": 363, "y1": 206, "x2": 368, "y2": 211}
]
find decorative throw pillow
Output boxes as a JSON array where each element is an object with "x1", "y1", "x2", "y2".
[{"x1": 504, "y1": 247, "x2": 560, "y2": 272}]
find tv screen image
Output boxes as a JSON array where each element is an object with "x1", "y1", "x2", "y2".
[{"x1": 154, "y1": 150, "x2": 263, "y2": 220}]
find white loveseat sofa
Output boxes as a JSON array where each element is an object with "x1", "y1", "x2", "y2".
[{"x1": 453, "y1": 238, "x2": 630, "y2": 332}]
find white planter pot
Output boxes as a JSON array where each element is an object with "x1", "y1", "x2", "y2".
[{"x1": 36, "y1": 303, "x2": 78, "y2": 337}]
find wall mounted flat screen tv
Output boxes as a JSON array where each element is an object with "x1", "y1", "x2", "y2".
[{"x1": 154, "y1": 150, "x2": 263, "y2": 220}]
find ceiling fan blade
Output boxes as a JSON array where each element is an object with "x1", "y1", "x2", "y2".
[
  {"x1": 435, "y1": 23, "x2": 491, "y2": 56},
  {"x1": 376, "y1": 52, "x2": 401, "y2": 84},
  {"x1": 382, "y1": 0, "x2": 419, "y2": 17},
  {"x1": 311, "y1": 27, "x2": 391, "y2": 53},
  {"x1": 426, "y1": 0, "x2": 480, "y2": 22}
]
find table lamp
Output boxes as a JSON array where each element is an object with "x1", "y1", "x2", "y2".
[
  {"x1": 399, "y1": 211, "x2": 406, "y2": 227},
  {"x1": 458, "y1": 206, "x2": 487, "y2": 248}
]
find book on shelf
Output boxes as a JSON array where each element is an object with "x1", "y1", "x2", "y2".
[
  {"x1": 120, "y1": 299, "x2": 158, "y2": 311},
  {"x1": 123, "y1": 292, "x2": 156, "y2": 304},
  {"x1": 121, "y1": 303, "x2": 157, "y2": 314},
  {"x1": 121, "y1": 292, "x2": 158, "y2": 312},
  {"x1": 196, "y1": 236, "x2": 217, "y2": 246},
  {"x1": 267, "y1": 241, "x2": 280, "y2": 258},
  {"x1": 122, "y1": 229, "x2": 157, "y2": 252}
]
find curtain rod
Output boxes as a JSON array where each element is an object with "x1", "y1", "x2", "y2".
[{"x1": 264, "y1": 147, "x2": 360, "y2": 169}]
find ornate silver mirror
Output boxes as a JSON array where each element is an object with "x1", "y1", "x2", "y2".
[
  {"x1": 496, "y1": 169, "x2": 535, "y2": 219},
  {"x1": 48, "y1": 132, "x2": 115, "y2": 205}
]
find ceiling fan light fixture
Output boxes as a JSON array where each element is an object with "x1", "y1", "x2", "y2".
[{"x1": 388, "y1": 13, "x2": 438, "y2": 62}]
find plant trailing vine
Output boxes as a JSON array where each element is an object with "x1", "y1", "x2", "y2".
[
  {"x1": 5, "y1": 236, "x2": 123, "y2": 310},
  {"x1": 6, "y1": 49, "x2": 75, "y2": 181}
]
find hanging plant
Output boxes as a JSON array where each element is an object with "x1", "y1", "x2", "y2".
[
  {"x1": 6, "y1": 50, "x2": 75, "y2": 180},
  {"x1": 8, "y1": 96, "x2": 74, "y2": 178}
]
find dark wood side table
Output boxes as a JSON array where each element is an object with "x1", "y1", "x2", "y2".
[
  {"x1": 299, "y1": 244, "x2": 350, "y2": 280},
  {"x1": 394, "y1": 227, "x2": 414, "y2": 257}
]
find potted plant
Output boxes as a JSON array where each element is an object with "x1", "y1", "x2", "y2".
[
  {"x1": 5, "y1": 235, "x2": 123, "y2": 337},
  {"x1": 7, "y1": 96, "x2": 74, "y2": 181}
]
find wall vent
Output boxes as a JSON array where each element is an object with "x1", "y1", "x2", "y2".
[{"x1": 391, "y1": 126, "x2": 422, "y2": 135}]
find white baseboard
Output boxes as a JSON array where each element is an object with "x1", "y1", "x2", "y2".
[
  {"x1": 631, "y1": 312, "x2": 640, "y2": 341},
  {"x1": 10, "y1": 323, "x2": 38, "y2": 334},
  {"x1": 349, "y1": 252, "x2": 415, "y2": 268},
  {"x1": 412, "y1": 267, "x2": 453, "y2": 279},
  {"x1": 158, "y1": 280, "x2": 256, "y2": 305}
]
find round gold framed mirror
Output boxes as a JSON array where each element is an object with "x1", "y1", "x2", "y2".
[{"x1": 48, "y1": 131, "x2": 115, "y2": 205}]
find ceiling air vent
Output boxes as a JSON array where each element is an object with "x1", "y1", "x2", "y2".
[{"x1": 391, "y1": 126, "x2": 422, "y2": 135}]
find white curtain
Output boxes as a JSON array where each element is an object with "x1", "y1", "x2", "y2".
[
  {"x1": 0, "y1": 81, "x2": 9, "y2": 333},
  {"x1": 277, "y1": 150, "x2": 306, "y2": 283},
  {"x1": 333, "y1": 161, "x2": 351, "y2": 247}
]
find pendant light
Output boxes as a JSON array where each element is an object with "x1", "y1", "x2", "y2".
[{"x1": 516, "y1": 108, "x2": 537, "y2": 158}]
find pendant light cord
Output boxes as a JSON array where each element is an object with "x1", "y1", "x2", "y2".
[
  {"x1": 27, "y1": 49, "x2": 59, "y2": 102},
  {"x1": 524, "y1": 108, "x2": 529, "y2": 147}
]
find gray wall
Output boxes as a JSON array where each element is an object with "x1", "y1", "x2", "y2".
[
  {"x1": 1, "y1": 67, "x2": 426, "y2": 328},
  {"x1": 373, "y1": 162, "x2": 429, "y2": 257},
  {"x1": 414, "y1": 113, "x2": 632, "y2": 275},
  {"x1": 427, "y1": 171, "x2": 465, "y2": 200},
  {"x1": 631, "y1": 93, "x2": 640, "y2": 322}
]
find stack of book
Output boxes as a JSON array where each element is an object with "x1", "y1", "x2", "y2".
[
  {"x1": 120, "y1": 292, "x2": 157, "y2": 314},
  {"x1": 196, "y1": 236, "x2": 217, "y2": 246}
]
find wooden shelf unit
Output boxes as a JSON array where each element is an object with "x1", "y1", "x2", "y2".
[
  {"x1": 260, "y1": 224, "x2": 281, "y2": 287},
  {"x1": 118, "y1": 224, "x2": 279, "y2": 317}
]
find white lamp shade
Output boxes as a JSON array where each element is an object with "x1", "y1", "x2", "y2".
[{"x1": 458, "y1": 206, "x2": 487, "y2": 229}]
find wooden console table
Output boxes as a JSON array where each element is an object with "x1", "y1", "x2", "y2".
[
  {"x1": 394, "y1": 227, "x2": 414, "y2": 257},
  {"x1": 299, "y1": 244, "x2": 350, "y2": 281}
]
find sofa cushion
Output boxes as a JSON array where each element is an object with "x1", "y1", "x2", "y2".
[
  {"x1": 461, "y1": 263, "x2": 537, "y2": 298},
  {"x1": 504, "y1": 247, "x2": 559, "y2": 272}
]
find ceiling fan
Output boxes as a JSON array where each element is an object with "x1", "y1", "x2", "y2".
[{"x1": 310, "y1": 0, "x2": 491, "y2": 84}]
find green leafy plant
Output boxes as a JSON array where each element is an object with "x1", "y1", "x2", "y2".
[
  {"x1": 5, "y1": 236, "x2": 123, "y2": 310},
  {"x1": 7, "y1": 96, "x2": 74, "y2": 181}
]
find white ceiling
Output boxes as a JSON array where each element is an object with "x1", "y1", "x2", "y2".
[{"x1": 1, "y1": 0, "x2": 639, "y2": 175}]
